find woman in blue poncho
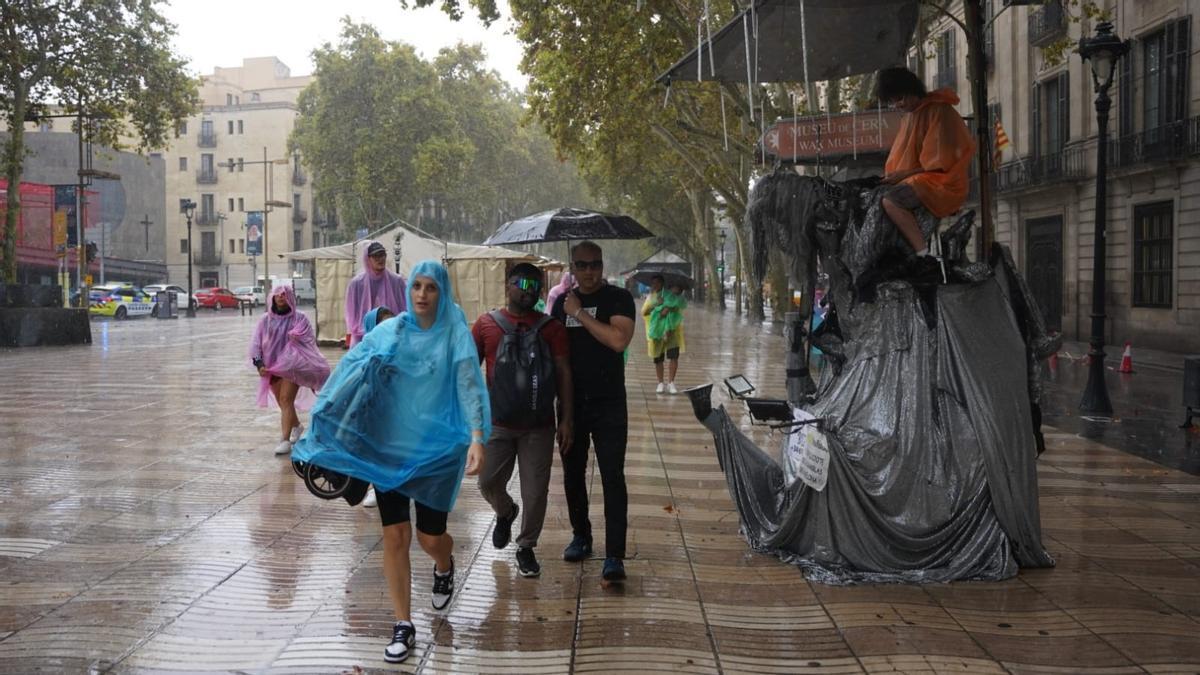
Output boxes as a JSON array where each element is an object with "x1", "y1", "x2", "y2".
[{"x1": 291, "y1": 260, "x2": 489, "y2": 665}]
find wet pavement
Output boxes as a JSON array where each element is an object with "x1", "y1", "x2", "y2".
[{"x1": 1, "y1": 307, "x2": 1198, "y2": 673}]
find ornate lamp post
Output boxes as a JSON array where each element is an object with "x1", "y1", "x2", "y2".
[
  {"x1": 181, "y1": 198, "x2": 197, "y2": 318},
  {"x1": 1077, "y1": 21, "x2": 1129, "y2": 417},
  {"x1": 393, "y1": 237, "x2": 403, "y2": 275}
]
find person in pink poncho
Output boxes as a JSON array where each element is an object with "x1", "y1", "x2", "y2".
[
  {"x1": 545, "y1": 271, "x2": 574, "y2": 312},
  {"x1": 345, "y1": 241, "x2": 408, "y2": 348},
  {"x1": 249, "y1": 284, "x2": 332, "y2": 456}
]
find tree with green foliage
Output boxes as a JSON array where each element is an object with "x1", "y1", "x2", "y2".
[
  {"x1": 0, "y1": 0, "x2": 198, "y2": 282},
  {"x1": 292, "y1": 20, "x2": 589, "y2": 243}
]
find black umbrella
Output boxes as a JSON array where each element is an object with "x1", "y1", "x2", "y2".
[
  {"x1": 633, "y1": 268, "x2": 694, "y2": 291},
  {"x1": 484, "y1": 208, "x2": 654, "y2": 246},
  {"x1": 657, "y1": 0, "x2": 919, "y2": 86}
]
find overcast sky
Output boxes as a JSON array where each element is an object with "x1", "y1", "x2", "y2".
[{"x1": 161, "y1": 0, "x2": 527, "y2": 87}]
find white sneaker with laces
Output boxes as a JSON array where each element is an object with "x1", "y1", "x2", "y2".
[
  {"x1": 273, "y1": 439, "x2": 292, "y2": 456},
  {"x1": 668, "y1": 382, "x2": 679, "y2": 395},
  {"x1": 362, "y1": 486, "x2": 378, "y2": 508},
  {"x1": 289, "y1": 423, "x2": 304, "y2": 443},
  {"x1": 656, "y1": 382, "x2": 666, "y2": 394}
]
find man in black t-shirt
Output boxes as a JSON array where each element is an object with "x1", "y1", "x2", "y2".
[{"x1": 550, "y1": 240, "x2": 636, "y2": 583}]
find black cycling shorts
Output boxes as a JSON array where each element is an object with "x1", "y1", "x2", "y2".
[
  {"x1": 653, "y1": 347, "x2": 681, "y2": 364},
  {"x1": 376, "y1": 489, "x2": 449, "y2": 535}
]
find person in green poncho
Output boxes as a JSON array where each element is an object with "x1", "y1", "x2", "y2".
[{"x1": 642, "y1": 274, "x2": 686, "y2": 394}]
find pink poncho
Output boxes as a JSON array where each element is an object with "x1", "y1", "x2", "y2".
[
  {"x1": 344, "y1": 241, "x2": 408, "y2": 347},
  {"x1": 249, "y1": 284, "x2": 331, "y2": 410},
  {"x1": 546, "y1": 271, "x2": 575, "y2": 311}
]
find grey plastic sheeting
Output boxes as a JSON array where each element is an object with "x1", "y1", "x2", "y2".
[{"x1": 703, "y1": 275, "x2": 1055, "y2": 584}]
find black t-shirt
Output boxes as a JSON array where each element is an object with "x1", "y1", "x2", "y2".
[{"x1": 551, "y1": 283, "x2": 636, "y2": 403}]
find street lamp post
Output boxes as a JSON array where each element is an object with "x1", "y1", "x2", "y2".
[
  {"x1": 393, "y1": 238, "x2": 403, "y2": 275},
  {"x1": 719, "y1": 230, "x2": 727, "y2": 302},
  {"x1": 1077, "y1": 21, "x2": 1129, "y2": 417},
  {"x1": 181, "y1": 199, "x2": 197, "y2": 318}
]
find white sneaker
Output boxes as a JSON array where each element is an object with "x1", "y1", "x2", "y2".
[
  {"x1": 362, "y1": 486, "x2": 377, "y2": 508},
  {"x1": 289, "y1": 423, "x2": 304, "y2": 443},
  {"x1": 668, "y1": 382, "x2": 679, "y2": 395},
  {"x1": 656, "y1": 382, "x2": 666, "y2": 394},
  {"x1": 273, "y1": 439, "x2": 292, "y2": 456}
]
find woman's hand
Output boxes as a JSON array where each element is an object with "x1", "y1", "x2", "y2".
[
  {"x1": 465, "y1": 440, "x2": 485, "y2": 476},
  {"x1": 257, "y1": 366, "x2": 267, "y2": 377},
  {"x1": 659, "y1": 306, "x2": 671, "y2": 317}
]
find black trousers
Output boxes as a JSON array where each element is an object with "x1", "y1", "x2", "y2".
[{"x1": 562, "y1": 399, "x2": 628, "y2": 558}]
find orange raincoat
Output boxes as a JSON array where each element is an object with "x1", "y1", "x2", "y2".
[{"x1": 884, "y1": 88, "x2": 977, "y2": 218}]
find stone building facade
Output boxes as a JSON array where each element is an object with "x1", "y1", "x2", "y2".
[{"x1": 930, "y1": 0, "x2": 1197, "y2": 353}]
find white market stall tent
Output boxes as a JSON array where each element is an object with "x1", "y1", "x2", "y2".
[{"x1": 281, "y1": 221, "x2": 559, "y2": 344}]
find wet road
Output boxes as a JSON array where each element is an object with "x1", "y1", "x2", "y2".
[{"x1": 0, "y1": 307, "x2": 1197, "y2": 672}]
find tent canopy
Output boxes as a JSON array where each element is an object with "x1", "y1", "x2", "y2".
[
  {"x1": 283, "y1": 221, "x2": 558, "y2": 343},
  {"x1": 657, "y1": 0, "x2": 920, "y2": 85}
]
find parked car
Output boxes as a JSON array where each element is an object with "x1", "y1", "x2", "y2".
[
  {"x1": 291, "y1": 278, "x2": 316, "y2": 305},
  {"x1": 89, "y1": 285, "x2": 155, "y2": 320},
  {"x1": 232, "y1": 285, "x2": 265, "y2": 306},
  {"x1": 193, "y1": 287, "x2": 240, "y2": 311},
  {"x1": 143, "y1": 283, "x2": 197, "y2": 314}
]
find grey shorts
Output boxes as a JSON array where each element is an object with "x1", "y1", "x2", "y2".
[{"x1": 884, "y1": 184, "x2": 923, "y2": 210}]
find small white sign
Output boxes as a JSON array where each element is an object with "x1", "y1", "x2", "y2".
[
  {"x1": 783, "y1": 408, "x2": 830, "y2": 491},
  {"x1": 564, "y1": 306, "x2": 597, "y2": 328}
]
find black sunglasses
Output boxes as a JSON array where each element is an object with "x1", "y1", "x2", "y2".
[{"x1": 573, "y1": 259, "x2": 603, "y2": 271}]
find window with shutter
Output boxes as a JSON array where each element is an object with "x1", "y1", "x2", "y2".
[
  {"x1": 1132, "y1": 201, "x2": 1174, "y2": 308},
  {"x1": 1165, "y1": 17, "x2": 1190, "y2": 126}
]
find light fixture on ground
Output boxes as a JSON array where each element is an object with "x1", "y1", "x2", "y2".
[
  {"x1": 1076, "y1": 20, "x2": 1129, "y2": 418},
  {"x1": 181, "y1": 199, "x2": 198, "y2": 318}
]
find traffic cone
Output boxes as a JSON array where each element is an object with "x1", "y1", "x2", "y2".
[{"x1": 1117, "y1": 341, "x2": 1134, "y2": 373}]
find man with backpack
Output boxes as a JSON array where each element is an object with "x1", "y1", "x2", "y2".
[{"x1": 472, "y1": 263, "x2": 573, "y2": 577}]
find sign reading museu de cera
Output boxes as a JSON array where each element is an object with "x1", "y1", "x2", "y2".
[{"x1": 762, "y1": 109, "x2": 904, "y2": 165}]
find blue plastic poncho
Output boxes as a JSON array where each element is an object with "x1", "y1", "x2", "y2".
[
  {"x1": 292, "y1": 260, "x2": 491, "y2": 512},
  {"x1": 362, "y1": 306, "x2": 389, "y2": 334}
]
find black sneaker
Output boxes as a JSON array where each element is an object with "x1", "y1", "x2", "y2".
[
  {"x1": 602, "y1": 557, "x2": 626, "y2": 582},
  {"x1": 492, "y1": 502, "x2": 519, "y2": 549},
  {"x1": 431, "y1": 556, "x2": 454, "y2": 610},
  {"x1": 515, "y1": 547, "x2": 541, "y2": 578},
  {"x1": 384, "y1": 621, "x2": 416, "y2": 663},
  {"x1": 562, "y1": 534, "x2": 592, "y2": 562}
]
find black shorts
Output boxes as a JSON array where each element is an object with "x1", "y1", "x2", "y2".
[
  {"x1": 376, "y1": 489, "x2": 449, "y2": 535},
  {"x1": 653, "y1": 347, "x2": 681, "y2": 364},
  {"x1": 883, "y1": 184, "x2": 923, "y2": 210}
]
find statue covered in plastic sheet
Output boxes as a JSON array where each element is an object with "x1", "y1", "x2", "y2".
[{"x1": 688, "y1": 168, "x2": 1059, "y2": 584}]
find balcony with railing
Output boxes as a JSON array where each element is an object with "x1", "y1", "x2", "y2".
[
  {"x1": 196, "y1": 168, "x2": 218, "y2": 184},
  {"x1": 198, "y1": 131, "x2": 217, "y2": 148},
  {"x1": 196, "y1": 251, "x2": 222, "y2": 267},
  {"x1": 1109, "y1": 117, "x2": 1200, "y2": 169},
  {"x1": 196, "y1": 211, "x2": 219, "y2": 226},
  {"x1": 292, "y1": 167, "x2": 307, "y2": 186},
  {"x1": 1028, "y1": 1, "x2": 1066, "y2": 47},
  {"x1": 292, "y1": 208, "x2": 308, "y2": 224},
  {"x1": 995, "y1": 145, "x2": 1088, "y2": 193}
]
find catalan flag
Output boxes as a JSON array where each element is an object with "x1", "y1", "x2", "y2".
[{"x1": 993, "y1": 120, "x2": 1011, "y2": 165}]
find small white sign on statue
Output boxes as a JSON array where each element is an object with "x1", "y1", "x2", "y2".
[{"x1": 783, "y1": 408, "x2": 831, "y2": 492}]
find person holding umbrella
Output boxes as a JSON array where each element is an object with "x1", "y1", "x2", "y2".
[
  {"x1": 642, "y1": 274, "x2": 687, "y2": 394},
  {"x1": 550, "y1": 241, "x2": 636, "y2": 583}
]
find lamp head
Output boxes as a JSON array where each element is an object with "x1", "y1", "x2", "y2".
[
  {"x1": 1078, "y1": 21, "x2": 1129, "y2": 90},
  {"x1": 180, "y1": 199, "x2": 197, "y2": 217}
]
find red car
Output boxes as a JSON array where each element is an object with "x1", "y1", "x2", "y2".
[{"x1": 193, "y1": 287, "x2": 240, "y2": 310}]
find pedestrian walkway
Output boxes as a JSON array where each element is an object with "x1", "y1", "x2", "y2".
[{"x1": 0, "y1": 308, "x2": 1197, "y2": 672}]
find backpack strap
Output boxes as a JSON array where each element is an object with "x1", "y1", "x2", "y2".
[
  {"x1": 489, "y1": 309, "x2": 516, "y2": 334},
  {"x1": 531, "y1": 314, "x2": 553, "y2": 333}
]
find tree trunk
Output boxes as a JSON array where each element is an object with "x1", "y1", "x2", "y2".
[{"x1": 3, "y1": 88, "x2": 28, "y2": 283}]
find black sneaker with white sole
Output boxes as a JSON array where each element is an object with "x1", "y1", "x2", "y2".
[
  {"x1": 431, "y1": 556, "x2": 454, "y2": 610},
  {"x1": 515, "y1": 546, "x2": 541, "y2": 577},
  {"x1": 384, "y1": 621, "x2": 416, "y2": 663},
  {"x1": 492, "y1": 502, "x2": 519, "y2": 549}
]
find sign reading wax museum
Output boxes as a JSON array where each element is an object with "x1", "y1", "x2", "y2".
[
  {"x1": 245, "y1": 211, "x2": 263, "y2": 256},
  {"x1": 762, "y1": 110, "x2": 904, "y2": 164}
]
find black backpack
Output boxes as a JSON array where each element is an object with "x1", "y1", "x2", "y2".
[{"x1": 488, "y1": 310, "x2": 557, "y2": 427}]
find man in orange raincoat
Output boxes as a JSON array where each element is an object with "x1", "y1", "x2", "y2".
[{"x1": 876, "y1": 67, "x2": 976, "y2": 256}]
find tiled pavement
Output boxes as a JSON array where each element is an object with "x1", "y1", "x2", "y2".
[{"x1": 1, "y1": 308, "x2": 1198, "y2": 673}]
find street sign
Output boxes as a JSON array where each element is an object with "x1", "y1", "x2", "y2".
[
  {"x1": 84, "y1": 274, "x2": 93, "y2": 286},
  {"x1": 762, "y1": 110, "x2": 905, "y2": 164}
]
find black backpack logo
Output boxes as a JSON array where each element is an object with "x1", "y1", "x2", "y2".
[{"x1": 488, "y1": 310, "x2": 557, "y2": 427}]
